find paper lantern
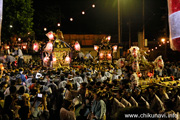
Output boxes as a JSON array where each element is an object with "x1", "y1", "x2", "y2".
[
  {"x1": 106, "y1": 36, "x2": 111, "y2": 41},
  {"x1": 153, "y1": 55, "x2": 164, "y2": 70},
  {"x1": 46, "y1": 31, "x2": 54, "y2": 40},
  {"x1": 74, "y1": 41, "x2": 80, "y2": 51},
  {"x1": 6, "y1": 45, "x2": 9, "y2": 49},
  {"x1": 45, "y1": 42, "x2": 53, "y2": 51},
  {"x1": 33, "y1": 43, "x2": 39, "y2": 52},
  {"x1": 0, "y1": 64, "x2": 3, "y2": 70},
  {"x1": 113, "y1": 45, "x2": 117, "y2": 52},
  {"x1": 53, "y1": 57, "x2": 56, "y2": 62},
  {"x1": 65, "y1": 55, "x2": 71, "y2": 63},
  {"x1": 132, "y1": 60, "x2": 140, "y2": 72},
  {"x1": 94, "y1": 45, "x2": 99, "y2": 51},
  {"x1": 23, "y1": 45, "x2": 27, "y2": 49},
  {"x1": 116, "y1": 58, "x2": 125, "y2": 68},
  {"x1": 43, "y1": 57, "x2": 49, "y2": 63},
  {"x1": 168, "y1": 0, "x2": 180, "y2": 51},
  {"x1": 107, "y1": 53, "x2": 112, "y2": 60},
  {"x1": 99, "y1": 52, "x2": 104, "y2": 58}
]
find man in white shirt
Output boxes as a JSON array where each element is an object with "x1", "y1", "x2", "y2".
[
  {"x1": 5, "y1": 55, "x2": 16, "y2": 69},
  {"x1": 13, "y1": 46, "x2": 24, "y2": 68},
  {"x1": 73, "y1": 72, "x2": 83, "y2": 90},
  {"x1": 78, "y1": 51, "x2": 85, "y2": 62},
  {"x1": 85, "y1": 51, "x2": 93, "y2": 60}
]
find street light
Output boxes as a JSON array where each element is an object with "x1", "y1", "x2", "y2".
[
  {"x1": 57, "y1": 23, "x2": 60, "y2": 27},
  {"x1": 70, "y1": 18, "x2": 73, "y2": 21},
  {"x1": 82, "y1": 11, "x2": 85, "y2": 15},
  {"x1": 18, "y1": 38, "x2": 21, "y2": 41},
  {"x1": 161, "y1": 38, "x2": 166, "y2": 44},
  {"x1": 161, "y1": 38, "x2": 167, "y2": 60},
  {"x1": 92, "y1": 4, "x2": 95, "y2": 8}
]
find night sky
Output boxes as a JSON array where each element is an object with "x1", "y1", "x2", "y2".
[{"x1": 33, "y1": 0, "x2": 168, "y2": 43}]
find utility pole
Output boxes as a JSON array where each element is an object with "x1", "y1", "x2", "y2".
[
  {"x1": 0, "y1": 0, "x2": 3, "y2": 46},
  {"x1": 129, "y1": 19, "x2": 131, "y2": 48},
  {"x1": 118, "y1": 0, "x2": 121, "y2": 44},
  {"x1": 142, "y1": 0, "x2": 145, "y2": 49}
]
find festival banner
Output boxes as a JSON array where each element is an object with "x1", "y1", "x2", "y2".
[{"x1": 168, "y1": 0, "x2": 180, "y2": 51}]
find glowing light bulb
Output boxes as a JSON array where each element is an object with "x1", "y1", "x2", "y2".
[
  {"x1": 92, "y1": 4, "x2": 95, "y2": 8},
  {"x1": 70, "y1": 18, "x2": 73, "y2": 21},
  {"x1": 82, "y1": 11, "x2": 85, "y2": 15},
  {"x1": 57, "y1": 23, "x2": 61, "y2": 27}
]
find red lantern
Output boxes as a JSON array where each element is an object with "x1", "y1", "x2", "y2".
[
  {"x1": 168, "y1": 0, "x2": 180, "y2": 51},
  {"x1": 65, "y1": 55, "x2": 71, "y2": 63},
  {"x1": 14, "y1": 61, "x2": 17, "y2": 66},
  {"x1": 74, "y1": 41, "x2": 80, "y2": 51},
  {"x1": 33, "y1": 43, "x2": 39, "y2": 52},
  {"x1": 113, "y1": 45, "x2": 117, "y2": 52},
  {"x1": 120, "y1": 60, "x2": 124, "y2": 68},
  {"x1": 94, "y1": 45, "x2": 99, "y2": 51},
  {"x1": 138, "y1": 72, "x2": 142, "y2": 77},
  {"x1": 148, "y1": 72, "x2": 153, "y2": 77},
  {"x1": 46, "y1": 31, "x2": 54, "y2": 40}
]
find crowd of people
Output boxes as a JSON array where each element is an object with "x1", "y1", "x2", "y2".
[{"x1": 0, "y1": 48, "x2": 180, "y2": 120}]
